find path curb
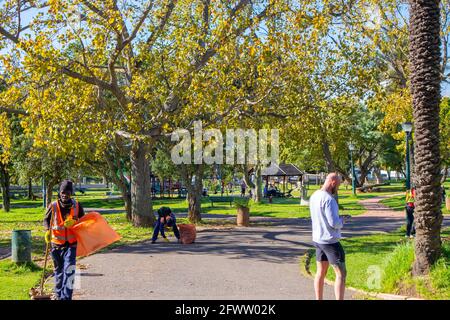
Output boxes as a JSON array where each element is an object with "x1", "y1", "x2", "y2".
[{"x1": 300, "y1": 250, "x2": 424, "y2": 301}]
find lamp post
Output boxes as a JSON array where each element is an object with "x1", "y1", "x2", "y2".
[
  {"x1": 401, "y1": 122, "x2": 413, "y2": 190},
  {"x1": 42, "y1": 177, "x2": 46, "y2": 209},
  {"x1": 349, "y1": 143, "x2": 357, "y2": 196}
]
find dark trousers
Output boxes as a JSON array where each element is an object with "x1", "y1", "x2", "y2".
[
  {"x1": 171, "y1": 223, "x2": 180, "y2": 240},
  {"x1": 51, "y1": 244, "x2": 77, "y2": 300},
  {"x1": 151, "y1": 220, "x2": 180, "y2": 241},
  {"x1": 406, "y1": 206, "x2": 416, "y2": 236}
]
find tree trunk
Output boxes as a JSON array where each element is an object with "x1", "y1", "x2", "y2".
[
  {"x1": 373, "y1": 166, "x2": 383, "y2": 184},
  {"x1": 187, "y1": 189, "x2": 202, "y2": 223},
  {"x1": 186, "y1": 165, "x2": 203, "y2": 223},
  {"x1": 45, "y1": 178, "x2": 58, "y2": 208},
  {"x1": 244, "y1": 164, "x2": 262, "y2": 203},
  {"x1": 242, "y1": 164, "x2": 255, "y2": 198},
  {"x1": 358, "y1": 166, "x2": 369, "y2": 187},
  {"x1": 27, "y1": 179, "x2": 33, "y2": 200},
  {"x1": 130, "y1": 141, "x2": 154, "y2": 227},
  {"x1": 104, "y1": 149, "x2": 132, "y2": 221},
  {"x1": 322, "y1": 140, "x2": 336, "y2": 172},
  {"x1": 0, "y1": 163, "x2": 11, "y2": 212},
  {"x1": 254, "y1": 166, "x2": 263, "y2": 203},
  {"x1": 409, "y1": 0, "x2": 443, "y2": 275},
  {"x1": 112, "y1": 175, "x2": 132, "y2": 221}
]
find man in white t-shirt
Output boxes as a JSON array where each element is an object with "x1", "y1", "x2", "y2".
[{"x1": 309, "y1": 173, "x2": 346, "y2": 300}]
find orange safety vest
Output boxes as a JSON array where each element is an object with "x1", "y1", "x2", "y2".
[{"x1": 50, "y1": 200, "x2": 79, "y2": 245}]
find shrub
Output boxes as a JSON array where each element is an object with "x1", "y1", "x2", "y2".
[{"x1": 233, "y1": 197, "x2": 250, "y2": 209}]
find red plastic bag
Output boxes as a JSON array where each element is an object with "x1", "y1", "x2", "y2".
[
  {"x1": 178, "y1": 224, "x2": 196, "y2": 244},
  {"x1": 72, "y1": 212, "x2": 121, "y2": 257}
]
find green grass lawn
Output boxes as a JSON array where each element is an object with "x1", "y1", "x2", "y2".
[
  {"x1": 78, "y1": 194, "x2": 367, "y2": 218},
  {"x1": 305, "y1": 228, "x2": 450, "y2": 299},
  {"x1": 0, "y1": 261, "x2": 43, "y2": 300},
  {"x1": 381, "y1": 195, "x2": 450, "y2": 215},
  {"x1": 77, "y1": 184, "x2": 376, "y2": 218}
]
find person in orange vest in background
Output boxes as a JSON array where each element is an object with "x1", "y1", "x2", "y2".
[
  {"x1": 43, "y1": 180, "x2": 85, "y2": 300},
  {"x1": 405, "y1": 186, "x2": 416, "y2": 239}
]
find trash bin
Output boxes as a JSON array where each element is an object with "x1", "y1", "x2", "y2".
[{"x1": 11, "y1": 230, "x2": 32, "y2": 263}]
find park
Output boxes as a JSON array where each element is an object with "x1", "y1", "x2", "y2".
[{"x1": 0, "y1": 0, "x2": 449, "y2": 302}]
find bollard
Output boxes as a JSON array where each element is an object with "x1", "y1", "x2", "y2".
[{"x1": 11, "y1": 230, "x2": 32, "y2": 263}]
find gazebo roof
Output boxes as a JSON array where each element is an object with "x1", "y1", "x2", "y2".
[{"x1": 260, "y1": 163, "x2": 304, "y2": 177}]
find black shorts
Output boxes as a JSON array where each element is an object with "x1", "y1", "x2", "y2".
[{"x1": 313, "y1": 242, "x2": 345, "y2": 266}]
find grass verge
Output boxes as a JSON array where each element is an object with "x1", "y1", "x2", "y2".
[
  {"x1": 381, "y1": 195, "x2": 450, "y2": 215},
  {"x1": 303, "y1": 228, "x2": 450, "y2": 299}
]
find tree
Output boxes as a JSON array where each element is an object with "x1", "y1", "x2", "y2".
[
  {"x1": 179, "y1": 164, "x2": 204, "y2": 223},
  {"x1": 0, "y1": 0, "x2": 282, "y2": 227},
  {"x1": 0, "y1": 81, "x2": 12, "y2": 212},
  {"x1": 0, "y1": 161, "x2": 11, "y2": 212},
  {"x1": 409, "y1": 0, "x2": 443, "y2": 275}
]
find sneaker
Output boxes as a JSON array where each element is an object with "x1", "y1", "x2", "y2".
[{"x1": 410, "y1": 235, "x2": 415, "y2": 239}]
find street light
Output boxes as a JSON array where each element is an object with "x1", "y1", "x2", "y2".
[
  {"x1": 401, "y1": 122, "x2": 413, "y2": 190},
  {"x1": 42, "y1": 177, "x2": 46, "y2": 209},
  {"x1": 349, "y1": 142, "x2": 357, "y2": 196}
]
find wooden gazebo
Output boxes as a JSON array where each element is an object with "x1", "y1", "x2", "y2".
[{"x1": 260, "y1": 163, "x2": 304, "y2": 194}]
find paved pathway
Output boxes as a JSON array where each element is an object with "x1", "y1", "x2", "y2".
[{"x1": 73, "y1": 195, "x2": 450, "y2": 300}]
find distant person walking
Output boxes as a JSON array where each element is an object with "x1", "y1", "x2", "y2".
[
  {"x1": 405, "y1": 187, "x2": 416, "y2": 238},
  {"x1": 241, "y1": 182, "x2": 246, "y2": 197},
  {"x1": 309, "y1": 173, "x2": 346, "y2": 300}
]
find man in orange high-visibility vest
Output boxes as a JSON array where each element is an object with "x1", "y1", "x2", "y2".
[{"x1": 43, "y1": 180, "x2": 85, "y2": 300}]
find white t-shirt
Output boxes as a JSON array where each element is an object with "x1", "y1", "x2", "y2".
[{"x1": 309, "y1": 190, "x2": 343, "y2": 244}]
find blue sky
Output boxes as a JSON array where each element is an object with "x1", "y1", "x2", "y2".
[{"x1": 443, "y1": 83, "x2": 450, "y2": 97}]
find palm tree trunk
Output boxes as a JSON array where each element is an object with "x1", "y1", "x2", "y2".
[{"x1": 409, "y1": 0, "x2": 443, "y2": 275}]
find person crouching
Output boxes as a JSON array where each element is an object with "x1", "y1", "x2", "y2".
[{"x1": 151, "y1": 206, "x2": 180, "y2": 243}]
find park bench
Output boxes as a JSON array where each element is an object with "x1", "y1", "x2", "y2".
[
  {"x1": 31, "y1": 193, "x2": 43, "y2": 201},
  {"x1": 75, "y1": 187, "x2": 86, "y2": 194},
  {"x1": 209, "y1": 196, "x2": 235, "y2": 207}
]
